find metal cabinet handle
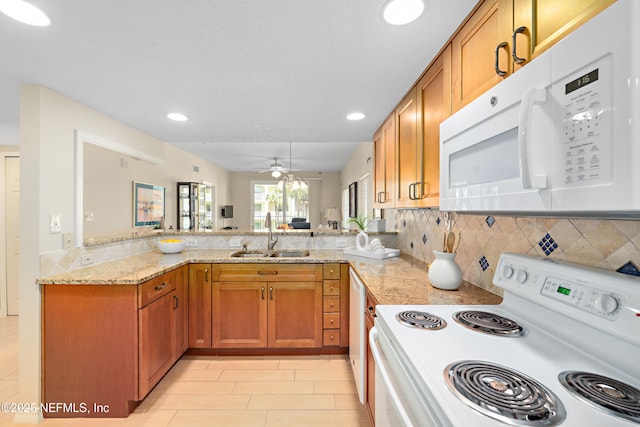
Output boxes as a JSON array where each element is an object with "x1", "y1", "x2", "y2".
[
  {"x1": 154, "y1": 282, "x2": 167, "y2": 291},
  {"x1": 495, "y1": 42, "x2": 508, "y2": 76},
  {"x1": 261, "y1": 286, "x2": 265, "y2": 300},
  {"x1": 408, "y1": 183, "x2": 415, "y2": 200},
  {"x1": 204, "y1": 268, "x2": 209, "y2": 282},
  {"x1": 269, "y1": 287, "x2": 274, "y2": 300},
  {"x1": 173, "y1": 295, "x2": 179, "y2": 309},
  {"x1": 512, "y1": 26, "x2": 527, "y2": 64}
]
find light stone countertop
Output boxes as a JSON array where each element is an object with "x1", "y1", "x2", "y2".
[{"x1": 38, "y1": 249, "x2": 502, "y2": 306}]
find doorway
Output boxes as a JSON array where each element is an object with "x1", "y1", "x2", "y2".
[{"x1": 2, "y1": 155, "x2": 19, "y2": 316}]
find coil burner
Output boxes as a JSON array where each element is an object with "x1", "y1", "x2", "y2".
[
  {"x1": 444, "y1": 360, "x2": 566, "y2": 426},
  {"x1": 559, "y1": 371, "x2": 640, "y2": 424},
  {"x1": 396, "y1": 310, "x2": 447, "y2": 330},
  {"x1": 453, "y1": 310, "x2": 524, "y2": 337}
]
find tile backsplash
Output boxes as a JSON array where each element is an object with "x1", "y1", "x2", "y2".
[{"x1": 395, "y1": 209, "x2": 640, "y2": 296}]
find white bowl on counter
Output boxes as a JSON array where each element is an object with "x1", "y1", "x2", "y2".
[{"x1": 157, "y1": 239, "x2": 186, "y2": 254}]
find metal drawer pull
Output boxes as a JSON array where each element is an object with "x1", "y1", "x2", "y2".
[
  {"x1": 261, "y1": 287, "x2": 265, "y2": 300},
  {"x1": 258, "y1": 270, "x2": 278, "y2": 275},
  {"x1": 512, "y1": 26, "x2": 527, "y2": 64},
  {"x1": 154, "y1": 283, "x2": 167, "y2": 291},
  {"x1": 495, "y1": 42, "x2": 508, "y2": 76}
]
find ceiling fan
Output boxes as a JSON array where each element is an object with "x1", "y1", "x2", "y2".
[{"x1": 257, "y1": 143, "x2": 300, "y2": 178}]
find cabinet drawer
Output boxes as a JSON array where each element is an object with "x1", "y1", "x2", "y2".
[
  {"x1": 323, "y1": 280, "x2": 340, "y2": 296},
  {"x1": 219, "y1": 264, "x2": 323, "y2": 282},
  {"x1": 323, "y1": 264, "x2": 340, "y2": 279},
  {"x1": 323, "y1": 313, "x2": 340, "y2": 329},
  {"x1": 323, "y1": 296, "x2": 340, "y2": 313},
  {"x1": 323, "y1": 329, "x2": 341, "y2": 346},
  {"x1": 139, "y1": 272, "x2": 176, "y2": 308}
]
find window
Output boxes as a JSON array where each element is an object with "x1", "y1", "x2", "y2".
[{"x1": 251, "y1": 179, "x2": 310, "y2": 230}]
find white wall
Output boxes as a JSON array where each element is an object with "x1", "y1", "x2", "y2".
[
  {"x1": 83, "y1": 142, "x2": 230, "y2": 239},
  {"x1": 17, "y1": 84, "x2": 231, "y2": 422}
]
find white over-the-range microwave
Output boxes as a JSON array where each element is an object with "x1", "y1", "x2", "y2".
[{"x1": 440, "y1": 0, "x2": 640, "y2": 216}]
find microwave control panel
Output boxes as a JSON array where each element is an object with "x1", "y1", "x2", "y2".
[{"x1": 556, "y1": 56, "x2": 612, "y2": 188}]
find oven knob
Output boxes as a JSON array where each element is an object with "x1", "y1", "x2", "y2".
[
  {"x1": 516, "y1": 270, "x2": 528, "y2": 284},
  {"x1": 594, "y1": 294, "x2": 618, "y2": 314},
  {"x1": 502, "y1": 265, "x2": 514, "y2": 279}
]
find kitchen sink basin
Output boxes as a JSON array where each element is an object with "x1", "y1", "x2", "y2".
[{"x1": 229, "y1": 250, "x2": 310, "y2": 258}]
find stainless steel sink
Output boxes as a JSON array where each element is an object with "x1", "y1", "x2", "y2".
[
  {"x1": 271, "y1": 250, "x2": 310, "y2": 257},
  {"x1": 229, "y1": 249, "x2": 310, "y2": 258},
  {"x1": 229, "y1": 250, "x2": 271, "y2": 257}
]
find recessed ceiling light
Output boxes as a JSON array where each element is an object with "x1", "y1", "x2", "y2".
[
  {"x1": 382, "y1": 0, "x2": 424, "y2": 25},
  {"x1": 346, "y1": 112, "x2": 366, "y2": 121},
  {"x1": 0, "y1": 0, "x2": 50, "y2": 26},
  {"x1": 167, "y1": 113, "x2": 188, "y2": 122}
]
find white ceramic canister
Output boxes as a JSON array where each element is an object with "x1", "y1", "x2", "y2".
[{"x1": 428, "y1": 250, "x2": 463, "y2": 290}]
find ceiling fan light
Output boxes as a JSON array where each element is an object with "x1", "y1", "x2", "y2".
[
  {"x1": 382, "y1": 0, "x2": 424, "y2": 25},
  {"x1": 272, "y1": 170, "x2": 282, "y2": 178},
  {"x1": 0, "y1": 0, "x2": 50, "y2": 26}
]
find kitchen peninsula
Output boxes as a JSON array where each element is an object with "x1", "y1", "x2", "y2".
[{"x1": 38, "y1": 233, "x2": 500, "y2": 418}]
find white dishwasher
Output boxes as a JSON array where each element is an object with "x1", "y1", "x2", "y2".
[{"x1": 348, "y1": 268, "x2": 366, "y2": 404}]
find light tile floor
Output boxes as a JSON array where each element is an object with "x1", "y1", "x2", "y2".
[{"x1": 0, "y1": 316, "x2": 371, "y2": 427}]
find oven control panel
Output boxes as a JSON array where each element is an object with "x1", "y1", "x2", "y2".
[{"x1": 540, "y1": 277, "x2": 622, "y2": 319}]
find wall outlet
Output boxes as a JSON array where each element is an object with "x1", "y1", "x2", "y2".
[
  {"x1": 229, "y1": 237, "x2": 242, "y2": 248},
  {"x1": 80, "y1": 254, "x2": 94, "y2": 266},
  {"x1": 186, "y1": 239, "x2": 198, "y2": 248},
  {"x1": 84, "y1": 212, "x2": 94, "y2": 222},
  {"x1": 62, "y1": 232, "x2": 73, "y2": 250},
  {"x1": 336, "y1": 238, "x2": 348, "y2": 248}
]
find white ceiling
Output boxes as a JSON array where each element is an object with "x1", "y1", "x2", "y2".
[{"x1": 0, "y1": 0, "x2": 478, "y2": 172}]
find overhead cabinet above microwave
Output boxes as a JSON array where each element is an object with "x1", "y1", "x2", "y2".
[{"x1": 440, "y1": 0, "x2": 640, "y2": 216}]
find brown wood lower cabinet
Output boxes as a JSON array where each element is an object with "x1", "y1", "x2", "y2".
[
  {"x1": 364, "y1": 289, "x2": 377, "y2": 426},
  {"x1": 212, "y1": 264, "x2": 323, "y2": 349},
  {"x1": 42, "y1": 266, "x2": 188, "y2": 418}
]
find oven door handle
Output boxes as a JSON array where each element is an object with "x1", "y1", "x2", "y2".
[{"x1": 369, "y1": 327, "x2": 415, "y2": 427}]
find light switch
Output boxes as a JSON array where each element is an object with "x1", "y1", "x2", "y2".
[{"x1": 49, "y1": 214, "x2": 62, "y2": 234}]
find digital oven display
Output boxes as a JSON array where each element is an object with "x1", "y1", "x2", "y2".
[
  {"x1": 557, "y1": 286, "x2": 571, "y2": 296},
  {"x1": 565, "y1": 69, "x2": 599, "y2": 94}
]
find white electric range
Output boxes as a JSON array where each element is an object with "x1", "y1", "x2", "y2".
[{"x1": 370, "y1": 253, "x2": 640, "y2": 426}]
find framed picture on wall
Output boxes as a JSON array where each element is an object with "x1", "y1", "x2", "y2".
[
  {"x1": 133, "y1": 181, "x2": 165, "y2": 227},
  {"x1": 349, "y1": 181, "x2": 357, "y2": 218}
]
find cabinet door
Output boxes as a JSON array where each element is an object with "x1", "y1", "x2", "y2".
[
  {"x1": 365, "y1": 303, "x2": 376, "y2": 425},
  {"x1": 212, "y1": 282, "x2": 267, "y2": 348},
  {"x1": 188, "y1": 264, "x2": 212, "y2": 348},
  {"x1": 452, "y1": 0, "x2": 512, "y2": 112},
  {"x1": 173, "y1": 266, "x2": 189, "y2": 358},
  {"x1": 267, "y1": 281, "x2": 322, "y2": 348},
  {"x1": 395, "y1": 88, "x2": 419, "y2": 208},
  {"x1": 513, "y1": 0, "x2": 615, "y2": 62},
  {"x1": 139, "y1": 291, "x2": 174, "y2": 398},
  {"x1": 373, "y1": 114, "x2": 396, "y2": 208},
  {"x1": 416, "y1": 45, "x2": 452, "y2": 208}
]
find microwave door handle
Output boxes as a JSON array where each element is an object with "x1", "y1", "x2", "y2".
[{"x1": 518, "y1": 87, "x2": 548, "y2": 189}]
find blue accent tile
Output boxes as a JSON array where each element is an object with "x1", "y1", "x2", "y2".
[
  {"x1": 403, "y1": 219, "x2": 407, "y2": 228},
  {"x1": 436, "y1": 217, "x2": 441, "y2": 226},
  {"x1": 422, "y1": 234, "x2": 427, "y2": 244},
  {"x1": 410, "y1": 242, "x2": 414, "y2": 249},
  {"x1": 617, "y1": 261, "x2": 640, "y2": 277},
  {"x1": 486, "y1": 216, "x2": 495, "y2": 227},
  {"x1": 479, "y1": 256, "x2": 490, "y2": 271},
  {"x1": 538, "y1": 233, "x2": 559, "y2": 256}
]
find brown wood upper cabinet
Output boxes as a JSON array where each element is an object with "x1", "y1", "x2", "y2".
[
  {"x1": 511, "y1": 0, "x2": 616, "y2": 67},
  {"x1": 373, "y1": 114, "x2": 396, "y2": 208},
  {"x1": 452, "y1": 0, "x2": 616, "y2": 112},
  {"x1": 396, "y1": 46, "x2": 452, "y2": 208}
]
